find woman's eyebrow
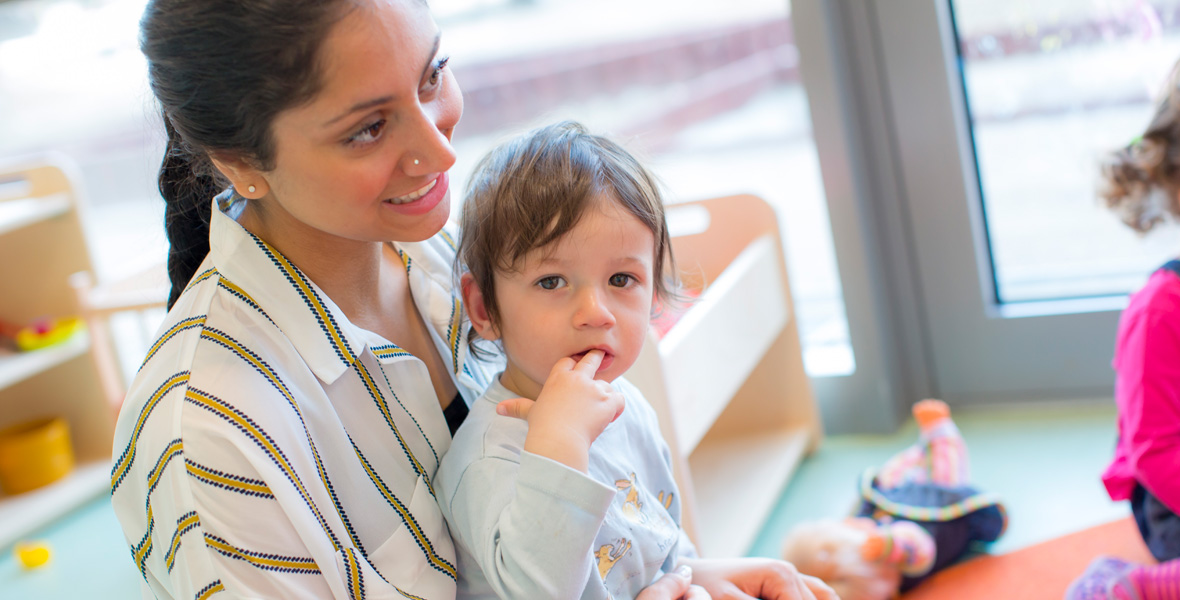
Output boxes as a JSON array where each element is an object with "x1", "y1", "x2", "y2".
[{"x1": 323, "y1": 33, "x2": 441, "y2": 127}]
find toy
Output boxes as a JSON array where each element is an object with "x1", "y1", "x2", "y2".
[
  {"x1": 781, "y1": 400, "x2": 1007, "y2": 600},
  {"x1": 14, "y1": 317, "x2": 84, "y2": 351},
  {"x1": 14, "y1": 541, "x2": 51, "y2": 569}
]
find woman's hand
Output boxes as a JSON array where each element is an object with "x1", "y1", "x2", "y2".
[
  {"x1": 497, "y1": 350, "x2": 625, "y2": 472},
  {"x1": 679, "y1": 557, "x2": 837, "y2": 600},
  {"x1": 636, "y1": 565, "x2": 713, "y2": 600}
]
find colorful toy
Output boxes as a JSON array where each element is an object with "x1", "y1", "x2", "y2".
[
  {"x1": 14, "y1": 541, "x2": 51, "y2": 569},
  {"x1": 781, "y1": 400, "x2": 1007, "y2": 600},
  {"x1": 14, "y1": 317, "x2": 84, "y2": 351}
]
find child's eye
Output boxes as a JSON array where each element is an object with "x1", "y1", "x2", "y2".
[
  {"x1": 609, "y1": 273, "x2": 635, "y2": 288},
  {"x1": 346, "y1": 119, "x2": 386, "y2": 146},
  {"x1": 537, "y1": 276, "x2": 566, "y2": 290}
]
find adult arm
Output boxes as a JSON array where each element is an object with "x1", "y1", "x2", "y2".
[{"x1": 678, "y1": 558, "x2": 838, "y2": 600}]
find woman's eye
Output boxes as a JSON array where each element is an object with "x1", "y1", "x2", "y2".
[
  {"x1": 537, "y1": 276, "x2": 565, "y2": 290},
  {"x1": 609, "y1": 273, "x2": 633, "y2": 287},
  {"x1": 427, "y1": 56, "x2": 450, "y2": 88},
  {"x1": 346, "y1": 119, "x2": 385, "y2": 146}
]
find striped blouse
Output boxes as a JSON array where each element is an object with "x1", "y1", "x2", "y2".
[{"x1": 110, "y1": 193, "x2": 497, "y2": 600}]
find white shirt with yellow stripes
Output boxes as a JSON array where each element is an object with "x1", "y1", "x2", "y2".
[{"x1": 111, "y1": 192, "x2": 498, "y2": 600}]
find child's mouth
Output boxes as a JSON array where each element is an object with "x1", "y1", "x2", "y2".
[{"x1": 570, "y1": 349, "x2": 613, "y2": 373}]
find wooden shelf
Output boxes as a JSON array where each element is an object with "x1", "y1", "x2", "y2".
[
  {"x1": 0, "y1": 331, "x2": 89, "y2": 392},
  {"x1": 0, "y1": 157, "x2": 116, "y2": 551},
  {"x1": 661, "y1": 236, "x2": 789, "y2": 453},
  {"x1": 0, "y1": 194, "x2": 70, "y2": 236},
  {"x1": 0, "y1": 459, "x2": 111, "y2": 550},
  {"x1": 625, "y1": 194, "x2": 823, "y2": 557},
  {"x1": 689, "y1": 427, "x2": 811, "y2": 558}
]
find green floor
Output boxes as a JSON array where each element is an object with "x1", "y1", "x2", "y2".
[{"x1": 1, "y1": 402, "x2": 1128, "y2": 599}]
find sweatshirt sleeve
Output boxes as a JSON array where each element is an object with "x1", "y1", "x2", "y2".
[
  {"x1": 446, "y1": 450, "x2": 615, "y2": 599},
  {"x1": 1118, "y1": 309, "x2": 1180, "y2": 514}
]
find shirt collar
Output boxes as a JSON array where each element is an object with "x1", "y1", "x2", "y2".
[{"x1": 208, "y1": 192, "x2": 365, "y2": 384}]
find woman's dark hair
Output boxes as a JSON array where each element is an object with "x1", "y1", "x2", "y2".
[
  {"x1": 140, "y1": 0, "x2": 352, "y2": 308},
  {"x1": 1101, "y1": 61, "x2": 1180, "y2": 233}
]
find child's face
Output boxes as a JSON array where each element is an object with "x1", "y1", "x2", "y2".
[{"x1": 485, "y1": 195, "x2": 656, "y2": 400}]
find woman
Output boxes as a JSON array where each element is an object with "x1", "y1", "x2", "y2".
[{"x1": 113, "y1": 1, "x2": 832, "y2": 598}]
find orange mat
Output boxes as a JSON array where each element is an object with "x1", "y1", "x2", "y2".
[{"x1": 901, "y1": 517, "x2": 1155, "y2": 600}]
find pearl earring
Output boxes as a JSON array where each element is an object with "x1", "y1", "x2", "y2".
[
  {"x1": 247, "y1": 185, "x2": 256, "y2": 193},
  {"x1": 413, "y1": 159, "x2": 420, "y2": 166}
]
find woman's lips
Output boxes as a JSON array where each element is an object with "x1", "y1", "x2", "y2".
[{"x1": 383, "y1": 172, "x2": 448, "y2": 216}]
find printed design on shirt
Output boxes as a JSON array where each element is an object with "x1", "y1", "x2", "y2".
[
  {"x1": 342, "y1": 546, "x2": 365, "y2": 600},
  {"x1": 184, "y1": 386, "x2": 344, "y2": 552},
  {"x1": 396, "y1": 248, "x2": 412, "y2": 273},
  {"x1": 371, "y1": 345, "x2": 413, "y2": 360},
  {"x1": 349, "y1": 435, "x2": 458, "y2": 580},
  {"x1": 199, "y1": 327, "x2": 367, "y2": 555},
  {"x1": 657, "y1": 491, "x2": 674, "y2": 510},
  {"x1": 195, "y1": 580, "x2": 225, "y2": 600},
  {"x1": 112, "y1": 372, "x2": 191, "y2": 493},
  {"x1": 446, "y1": 297, "x2": 462, "y2": 374},
  {"x1": 354, "y1": 360, "x2": 435, "y2": 493},
  {"x1": 374, "y1": 365, "x2": 441, "y2": 468},
  {"x1": 252, "y1": 236, "x2": 356, "y2": 368},
  {"x1": 133, "y1": 506, "x2": 155, "y2": 578},
  {"x1": 217, "y1": 276, "x2": 277, "y2": 328},
  {"x1": 182, "y1": 267, "x2": 219, "y2": 298},
  {"x1": 140, "y1": 316, "x2": 207, "y2": 371},
  {"x1": 204, "y1": 532, "x2": 320, "y2": 575},
  {"x1": 595, "y1": 538, "x2": 632, "y2": 580},
  {"x1": 146, "y1": 439, "x2": 184, "y2": 498},
  {"x1": 438, "y1": 227, "x2": 458, "y2": 252},
  {"x1": 615, "y1": 473, "x2": 646, "y2": 523},
  {"x1": 166, "y1": 511, "x2": 201, "y2": 572},
  {"x1": 340, "y1": 546, "x2": 429, "y2": 600},
  {"x1": 185, "y1": 458, "x2": 275, "y2": 499}
]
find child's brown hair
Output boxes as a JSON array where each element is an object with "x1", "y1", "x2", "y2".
[
  {"x1": 1102, "y1": 61, "x2": 1180, "y2": 232},
  {"x1": 457, "y1": 120, "x2": 677, "y2": 333}
]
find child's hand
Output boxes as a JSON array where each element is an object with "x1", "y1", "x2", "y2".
[{"x1": 501, "y1": 350, "x2": 625, "y2": 472}]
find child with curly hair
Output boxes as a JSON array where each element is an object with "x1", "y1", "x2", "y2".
[{"x1": 1067, "y1": 60, "x2": 1180, "y2": 600}]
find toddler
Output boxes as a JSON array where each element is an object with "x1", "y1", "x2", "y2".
[
  {"x1": 1067, "y1": 60, "x2": 1180, "y2": 600},
  {"x1": 436, "y1": 121, "x2": 833, "y2": 600}
]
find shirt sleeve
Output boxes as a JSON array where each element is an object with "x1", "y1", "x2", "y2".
[
  {"x1": 1118, "y1": 309, "x2": 1180, "y2": 514},
  {"x1": 446, "y1": 450, "x2": 615, "y2": 599}
]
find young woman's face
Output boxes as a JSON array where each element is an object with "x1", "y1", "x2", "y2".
[
  {"x1": 251, "y1": 0, "x2": 460, "y2": 244},
  {"x1": 488, "y1": 196, "x2": 657, "y2": 401}
]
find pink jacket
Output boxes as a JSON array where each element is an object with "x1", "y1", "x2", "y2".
[{"x1": 1102, "y1": 266, "x2": 1180, "y2": 515}]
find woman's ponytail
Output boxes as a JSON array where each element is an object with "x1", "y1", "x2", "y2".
[
  {"x1": 159, "y1": 114, "x2": 221, "y2": 309},
  {"x1": 140, "y1": 0, "x2": 351, "y2": 309}
]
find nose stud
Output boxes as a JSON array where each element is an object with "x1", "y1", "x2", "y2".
[{"x1": 413, "y1": 159, "x2": 420, "y2": 166}]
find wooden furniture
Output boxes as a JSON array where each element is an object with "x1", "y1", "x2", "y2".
[
  {"x1": 0, "y1": 155, "x2": 114, "y2": 550},
  {"x1": 624, "y1": 194, "x2": 823, "y2": 558}
]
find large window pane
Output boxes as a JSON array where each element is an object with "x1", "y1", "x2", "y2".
[{"x1": 951, "y1": 0, "x2": 1180, "y2": 303}]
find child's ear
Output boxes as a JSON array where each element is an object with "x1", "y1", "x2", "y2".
[{"x1": 461, "y1": 272, "x2": 500, "y2": 341}]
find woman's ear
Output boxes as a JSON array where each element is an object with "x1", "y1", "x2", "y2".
[
  {"x1": 210, "y1": 154, "x2": 270, "y2": 199},
  {"x1": 461, "y1": 272, "x2": 500, "y2": 341}
]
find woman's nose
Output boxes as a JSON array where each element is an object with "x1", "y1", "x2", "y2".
[
  {"x1": 402, "y1": 94, "x2": 461, "y2": 176},
  {"x1": 574, "y1": 288, "x2": 616, "y2": 329}
]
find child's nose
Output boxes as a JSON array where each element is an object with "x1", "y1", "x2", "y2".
[{"x1": 574, "y1": 288, "x2": 615, "y2": 329}]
